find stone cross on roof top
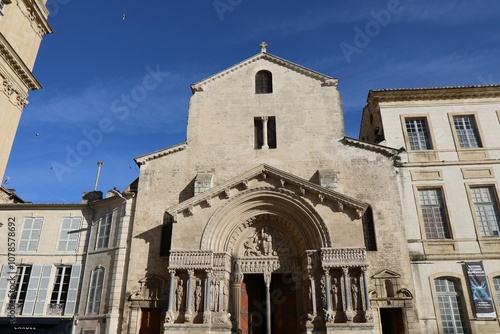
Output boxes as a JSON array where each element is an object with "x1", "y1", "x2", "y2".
[{"x1": 260, "y1": 42, "x2": 268, "y2": 53}]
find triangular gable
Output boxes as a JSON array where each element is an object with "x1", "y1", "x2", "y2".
[
  {"x1": 372, "y1": 269, "x2": 401, "y2": 279},
  {"x1": 190, "y1": 51, "x2": 338, "y2": 93},
  {"x1": 166, "y1": 164, "x2": 369, "y2": 221},
  {"x1": 342, "y1": 137, "x2": 401, "y2": 157}
]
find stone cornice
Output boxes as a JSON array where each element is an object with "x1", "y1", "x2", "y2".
[
  {"x1": 20, "y1": 0, "x2": 53, "y2": 36},
  {"x1": 134, "y1": 142, "x2": 187, "y2": 165},
  {"x1": 367, "y1": 85, "x2": 500, "y2": 103},
  {"x1": 342, "y1": 137, "x2": 400, "y2": 157},
  {"x1": 165, "y1": 164, "x2": 368, "y2": 220},
  {"x1": 0, "y1": 33, "x2": 41, "y2": 91},
  {"x1": 190, "y1": 52, "x2": 338, "y2": 93}
]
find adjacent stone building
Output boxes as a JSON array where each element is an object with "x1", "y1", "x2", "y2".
[
  {"x1": 0, "y1": 0, "x2": 52, "y2": 180},
  {"x1": 360, "y1": 85, "x2": 500, "y2": 333},
  {"x1": 121, "y1": 45, "x2": 419, "y2": 334}
]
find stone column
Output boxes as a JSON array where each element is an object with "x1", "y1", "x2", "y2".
[
  {"x1": 185, "y1": 270, "x2": 194, "y2": 322},
  {"x1": 164, "y1": 269, "x2": 176, "y2": 325},
  {"x1": 263, "y1": 271, "x2": 272, "y2": 334},
  {"x1": 342, "y1": 267, "x2": 353, "y2": 322},
  {"x1": 203, "y1": 271, "x2": 212, "y2": 324},
  {"x1": 323, "y1": 269, "x2": 334, "y2": 323},
  {"x1": 309, "y1": 275, "x2": 317, "y2": 317},
  {"x1": 362, "y1": 267, "x2": 373, "y2": 322},
  {"x1": 261, "y1": 116, "x2": 269, "y2": 149},
  {"x1": 231, "y1": 271, "x2": 244, "y2": 332}
]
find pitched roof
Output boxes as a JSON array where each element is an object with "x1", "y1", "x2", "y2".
[
  {"x1": 190, "y1": 51, "x2": 338, "y2": 93},
  {"x1": 134, "y1": 142, "x2": 187, "y2": 166}
]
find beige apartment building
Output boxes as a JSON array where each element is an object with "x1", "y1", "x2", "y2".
[
  {"x1": 360, "y1": 85, "x2": 500, "y2": 333},
  {"x1": 0, "y1": 0, "x2": 52, "y2": 180},
  {"x1": 0, "y1": 187, "x2": 136, "y2": 334},
  {"x1": 120, "y1": 46, "x2": 420, "y2": 334}
]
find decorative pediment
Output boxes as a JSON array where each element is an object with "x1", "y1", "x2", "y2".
[
  {"x1": 372, "y1": 269, "x2": 401, "y2": 280},
  {"x1": 190, "y1": 52, "x2": 338, "y2": 93},
  {"x1": 165, "y1": 164, "x2": 369, "y2": 221}
]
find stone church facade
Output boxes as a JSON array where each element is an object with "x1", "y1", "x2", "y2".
[{"x1": 121, "y1": 45, "x2": 420, "y2": 334}]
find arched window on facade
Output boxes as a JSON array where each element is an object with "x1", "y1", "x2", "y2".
[
  {"x1": 87, "y1": 266, "x2": 105, "y2": 315},
  {"x1": 434, "y1": 277, "x2": 469, "y2": 334},
  {"x1": 362, "y1": 207, "x2": 377, "y2": 251},
  {"x1": 255, "y1": 70, "x2": 273, "y2": 94}
]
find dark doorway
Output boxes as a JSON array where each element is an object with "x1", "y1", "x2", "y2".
[
  {"x1": 139, "y1": 308, "x2": 162, "y2": 334},
  {"x1": 240, "y1": 273, "x2": 298, "y2": 334},
  {"x1": 380, "y1": 307, "x2": 405, "y2": 334}
]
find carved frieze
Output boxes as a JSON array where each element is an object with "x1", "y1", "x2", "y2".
[{"x1": 321, "y1": 247, "x2": 368, "y2": 268}]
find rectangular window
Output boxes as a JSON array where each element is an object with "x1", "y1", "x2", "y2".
[
  {"x1": 9, "y1": 266, "x2": 32, "y2": 314},
  {"x1": 435, "y1": 278, "x2": 468, "y2": 334},
  {"x1": 254, "y1": 116, "x2": 276, "y2": 149},
  {"x1": 471, "y1": 186, "x2": 500, "y2": 236},
  {"x1": 48, "y1": 266, "x2": 71, "y2": 315},
  {"x1": 405, "y1": 118, "x2": 433, "y2": 150},
  {"x1": 418, "y1": 189, "x2": 451, "y2": 239},
  {"x1": 96, "y1": 213, "x2": 112, "y2": 249},
  {"x1": 57, "y1": 217, "x2": 82, "y2": 252},
  {"x1": 87, "y1": 267, "x2": 105, "y2": 315},
  {"x1": 453, "y1": 115, "x2": 482, "y2": 148},
  {"x1": 19, "y1": 217, "x2": 43, "y2": 252},
  {"x1": 494, "y1": 276, "x2": 500, "y2": 307}
]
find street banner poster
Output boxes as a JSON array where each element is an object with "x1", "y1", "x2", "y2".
[{"x1": 465, "y1": 262, "x2": 496, "y2": 318}]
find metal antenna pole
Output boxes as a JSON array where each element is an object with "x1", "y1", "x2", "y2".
[{"x1": 94, "y1": 162, "x2": 103, "y2": 191}]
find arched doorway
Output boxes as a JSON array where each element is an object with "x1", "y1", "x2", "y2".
[{"x1": 230, "y1": 215, "x2": 304, "y2": 334}]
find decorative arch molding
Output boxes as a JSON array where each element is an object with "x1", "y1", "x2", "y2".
[{"x1": 200, "y1": 187, "x2": 332, "y2": 252}]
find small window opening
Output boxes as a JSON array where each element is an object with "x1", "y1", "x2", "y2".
[
  {"x1": 254, "y1": 116, "x2": 277, "y2": 149},
  {"x1": 255, "y1": 70, "x2": 273, "y2": 94}
]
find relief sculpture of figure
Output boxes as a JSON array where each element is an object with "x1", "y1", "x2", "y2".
[
  {"x1": 261, "y1": 227, "x2": 273, "y2": 255},
  {"x1": 351, "y1": 278, "x2": 359, "y2": 311},
  {"x1": 331, "y1": 277, "x2": 338, "y2": 310},
  {"x1": 222, "y1": 281, "x2": 229, "y2": 312},
  {"x1": 194, "y1": 279, "x2": 202, "y2": 312},
  {"x1": 244, "y1": 232, "x2": 260, "y2": 256},
  {"x1": 176, "y1": 280, "x2": 184, "y2": 312}
]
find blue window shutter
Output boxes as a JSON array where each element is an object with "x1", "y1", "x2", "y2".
[
  {"x1": 0, "y1": 265, "x2": 11, "y2": 313},
  {"x1": 22, "y1": 264, "x2": 42, "y2": 315},
  {"x1": 33, "y1": 265, "x2": 53, "y2": 315},
  {"x1": 64, "y1": 264, "x2": 81, "y2": 315}
]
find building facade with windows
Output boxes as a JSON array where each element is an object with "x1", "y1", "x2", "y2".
[
  {"x1": 120, "y1": 46, "x2": 420, "y2": 334},
  {"x1": 0, "y1": 0, "x2": 52, "y2": 180},
  {"x1": 0, "y1": 188, "x2": 136, "y2": 334},
  {"x1": 360, "y1": 85, "x2": 500, "y2": 334}
]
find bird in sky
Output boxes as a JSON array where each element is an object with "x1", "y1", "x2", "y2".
[{"x1": 123, "y1": 14, "x2": 127, "y2": 20}]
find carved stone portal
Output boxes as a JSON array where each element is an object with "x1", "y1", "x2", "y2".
[{"x1": 242, "y1": 226, "x2": 291, "y2": 257}]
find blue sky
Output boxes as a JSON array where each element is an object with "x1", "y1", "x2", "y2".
[{"x1": 4, "y1": 0, "x2": 500, "y2": 203}]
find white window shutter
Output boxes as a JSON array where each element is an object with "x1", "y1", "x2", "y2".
[
  {"x1": 33, "y1": 264, "x2": 53, "y2": 315},
  {"x1": 0, "y1": 265, "x2": 11, "y2": 313},
  {"x1": 64, "y1": 264, "x2": 81, "y2": 315},
  {"x1": 22, "y1": 264, "x2": 42, "y2": 315}
]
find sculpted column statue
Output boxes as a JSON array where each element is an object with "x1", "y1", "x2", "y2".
[
  {"x1": 307, "y1": 275, "x2": 317, "y2": 323},
  {"x1": 351, "y1": 278, "x2": 359, "y2": 312},
  {"x1": 331, "y1": 277, "x2": 339, "y2": 311},
  {"x1": 195, "y1": 279, "x2": 202, "y2": 313},
  {"x1": 176, "y1": 279, "x2": 184, "y2": 312}
]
